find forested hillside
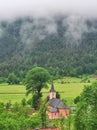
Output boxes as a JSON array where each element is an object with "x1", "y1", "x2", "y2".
[{"x1": 0, "y1": 16, "x2": 97, "y2": 77}]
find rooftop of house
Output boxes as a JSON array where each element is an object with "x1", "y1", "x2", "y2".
[
  {"x1": 49, "y1": 98, "x2": 69, "y2": 109},
  {"x1": 50, "y1": 107, "x2": 58, "y2": 112}
]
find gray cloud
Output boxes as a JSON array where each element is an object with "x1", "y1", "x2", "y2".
[
  {"x1": 0, "y1": 0, "x2": 97, "y2": 20},
  {"x1": 20, "y1": 18, "x2": 57, "y2": 46},
  {"x1": 0, "y1": 0, "x2": 97, "y2": 47},
  {"x1": 63, "y1": 15, "x2": 88, "y2": 44}
]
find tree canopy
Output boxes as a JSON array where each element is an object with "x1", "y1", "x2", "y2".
[
  {"x1": 7, "y1": 73, "x2": 19, "y2": 84},
  {"x1": 75, "y1": 82, "x2": 97, "y2": 130},
  {"x1": 25, "y1": 66, "x2": 50, "y2": 95},
  {"x1": 25, "y1": 66, "x2": 50, "y2": 109}
]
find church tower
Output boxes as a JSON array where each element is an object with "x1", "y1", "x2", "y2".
[{"x1": 49, "y1": 82, "x2": 56, "y2": 99}]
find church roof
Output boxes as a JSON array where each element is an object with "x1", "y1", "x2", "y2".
[
  {"x1": 49, "y1": 98, "x2": 69, "y2": 109},
  {"x1": 50, "y1": 107, "x2": 58, "y2": 113},
  {"x1": 50, "y1": 82, "x2": 56, "y2": 92}
]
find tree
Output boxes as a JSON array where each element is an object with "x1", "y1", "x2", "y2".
[
  {"x1": 25, "y1": 66, "x2": 50, "y2": 109},
  {"x1": 21, "y1": 98, "x2": 26, "y2": 107},
  {"x1": 75, "y1": 82, "x2": 97, "y2": 130},
  {"x1": 74, "y1": 96, "x2": 80, "y2": 104},
  {"x1": 39, "y1": 104, "x2": 48, "y2": 128},
  {"x1": 32, "y1": 93, "x2": 41, "y2": 110},
  {"x1": 56, "y1": 91, "x2": 60, "y2": 99},
  {"x1": 7, "y1": 73, "x2": 19, "y2": 84},
  {"x1": 0, "y1": 77, "x2": 6, "y2": 83}
]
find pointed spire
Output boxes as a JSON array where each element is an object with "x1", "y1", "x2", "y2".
[{"x1": 50, "y1": 81, "x2": 56, "y2": 92}]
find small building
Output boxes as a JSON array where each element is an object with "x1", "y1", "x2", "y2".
[{"x1": 47, "y1": 83, "x2": 70, "y2": 119}]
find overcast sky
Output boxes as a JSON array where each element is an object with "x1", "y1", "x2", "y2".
[{"x1": 0, "y1": 0, "x2": 97, "y2": 20}]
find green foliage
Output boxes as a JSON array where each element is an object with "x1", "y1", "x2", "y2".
[
  {"x1": 75, "y1": 82, "x2": 97, "y2": 130},
  {"x1": 0, "y1": 120, "x2": 7, "y2": 130},
  {"x1": 0, "y1": 102, "x2": 5, "y2": 113},
  {"x1": 27, "y1": 98, "x2": 32, "y2": 106},
  {"x1": 0, "y1": 77, "x2": 6, "y2": 83},
  {"x1": 39, "y1": 104, "x2": 48, "y2": 128},
  {"x1": 21, "y1": 98, "x2": 26, "y2": 106},
  {"x1": 5, "y1": 101, "x2": 11, "y2": 109},
  {"x1": 25, "y1": 66, "x2": 50, "y2": 109},
  {"x1": 7, "y1": 73, "x2": 19, "y2": 85},
  {"x1": 74, "y1": 96, "x2": 80, "y2": 104},
  {"x1": 51, "y1": 116, "x2": 73, "y2": 130},
  {"x1": 56, "y1": 91, "x2": 60, "y2": 99},
  {"x1": 0, "y1": 107, "x2": 41, "y2": 130},
  {"x1": 12, "y1": 102, "x2": 20, "y2": 112},
  {"x1": 25, "y1": 67, "x2": 50, "y2": 95},
  {"x1": 94, "y1": 70, "x2": 97, "y2": 75},
  {"x1": 32, "y1": 93, "x2": 42, "y2": 110},
  {"x1": 0, "y1": 102, "x2": 4, "y2": 108},
  {"x1": 25, "y1": 114, "x2": 41, "y2": 129}
]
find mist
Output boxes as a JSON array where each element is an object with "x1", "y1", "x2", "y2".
[
  {"x1": 0, "y1": 0, "x2": 97, "y2": 48},
  {"x1": 20, "y1": 18, "x2": 57, "y2": 46},
  {"x1": 0, "y1": 0, "x2": 97, "y2": 20}
]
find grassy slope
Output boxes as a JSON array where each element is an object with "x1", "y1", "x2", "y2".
[{"x1": 0, "y1": 76, "x2": 96, "y2": 104}]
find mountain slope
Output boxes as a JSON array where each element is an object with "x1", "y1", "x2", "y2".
[{"x1": 0, "y1": 16, "x2": 97, "y2": 77}]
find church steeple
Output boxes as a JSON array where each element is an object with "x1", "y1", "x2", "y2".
[{"x1": 49, "y1": 82, "x2": 56, "y2": 99}]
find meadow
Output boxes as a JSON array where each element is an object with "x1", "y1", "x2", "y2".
[
  {"x1": 0, "y1": 76, "x2": 96, "y2": 105},
  {"x1": 0, "y1": 84, "x2": 27, "y2": 103}
]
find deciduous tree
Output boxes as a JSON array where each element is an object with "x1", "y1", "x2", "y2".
[
  {"x1": 25, "y1": 66, "x2": 50, "y2": 109},
  {"x1": 75, "y1": 82, "x2": 97, "y2": 130}
]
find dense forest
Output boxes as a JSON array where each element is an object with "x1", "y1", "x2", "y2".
[{"x1": 0, "y1": 15, "x2": 97, "y2": 78}]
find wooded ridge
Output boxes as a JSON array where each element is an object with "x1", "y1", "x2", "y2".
[{"x1": 0, "y1": 16, "x2": 97, "y2": 77}]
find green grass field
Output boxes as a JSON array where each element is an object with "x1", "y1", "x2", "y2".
[
  {"x1": 0, "y1": 84, "x2": 26, "y2": 103},
  {"x1": 0, "y1": 76, "x2": 96, "y2": 105}
]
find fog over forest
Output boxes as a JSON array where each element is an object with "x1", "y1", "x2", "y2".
[
  {"x1": 0, "y1": 0, "x2": 97, "y2": 77},
  {"x1": 0, "y1": 0, "x2": 97, "y2": 20}
]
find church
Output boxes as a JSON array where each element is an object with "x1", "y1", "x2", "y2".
[{"x1": 47, "y1": 83, "x2": 70, "y2": 119}]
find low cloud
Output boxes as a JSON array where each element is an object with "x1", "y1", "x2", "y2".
[
  {"x1": 0, "y1": 0, "x2": 97, "y2": 47},
  {"x1": 0, "y1": 0, "x2": 97, "y2": 20},
  {"x1": 20, "y1": 18, "x2": 57, "y2": 46},
  {"x1": 63, "y1": 15, "x2": 88, "y2": 44}
]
